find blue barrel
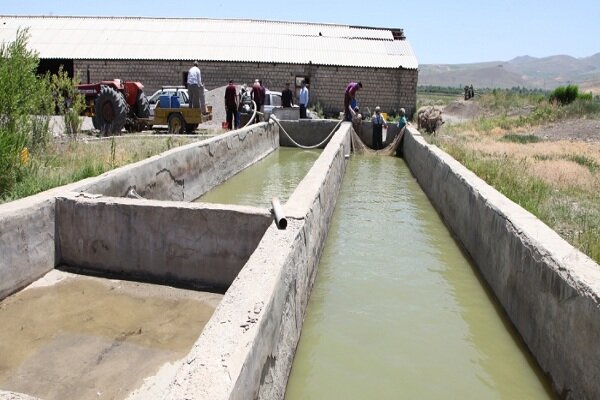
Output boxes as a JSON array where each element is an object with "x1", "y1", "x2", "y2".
[
  {"x1": 170, "y1": 95, "x2": 180, "y2": 108},
  {"x1": 159, "y1": 95, "x2": 170, "y2": 108}
]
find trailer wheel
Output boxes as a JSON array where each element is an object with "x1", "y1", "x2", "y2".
[
  {"x1": 94, "y1": 86, "x2": 128, "y2": 136},
  {"x1": 168, "y1": 113, "x2": 185, "y2": 134},
  {"x1": 186, "y1": 123, "x2": 198, "y2": 134}
]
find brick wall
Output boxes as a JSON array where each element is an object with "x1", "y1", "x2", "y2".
[{"x1": 75, "y1": 60, "x2": 418, "y2": 117}]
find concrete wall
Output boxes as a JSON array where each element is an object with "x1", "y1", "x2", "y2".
[
  {"x1": 0, "y1": 123, "x2": 277, "y2": 300},
  {"x1": 403, "y1": 127, "x2": 600, "y2": 399},
  {"x1": 278, "y1": 119, "x2": 342, "y2": 149},
  {"x1": 0, "y1": 181, "x2": 94, "y2": 300},
  {"x1": 56, "y1": 194, "x2": 272, "y2": 291},
  {"x1": 75, "y1": 60, "x2": 418, "y2": 118},
  {"x1": 0, "y1": 195, "x2": 57, "y2": 300},
  {"x1": 79, "y1": 123, "x2": 279, "y2": 201},
  {"x1": 129, "y1": 124, "x2": 353, "y2": 400}
]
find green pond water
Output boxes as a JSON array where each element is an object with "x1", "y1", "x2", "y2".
[
  {"x1": 196, "y1": 147, "x2": 322, "y2": 207},
  {"x1": 284, "y1": 155, "x2": 554, "y2": 400}
]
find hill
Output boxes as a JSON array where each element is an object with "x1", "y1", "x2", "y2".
[{"x1": 419, "y1": 53, "x2": 600, "y2": 93}]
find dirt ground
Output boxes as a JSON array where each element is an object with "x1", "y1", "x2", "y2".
[
  {"x1": 529, "y1": 119, "x2": 600, "y2": 142},
  {"x1": 441, "y1": 99, "x2": 600, "y2": 142}
]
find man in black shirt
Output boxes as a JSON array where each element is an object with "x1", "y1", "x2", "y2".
[{"x1": 282, "y1": 82, "x2": 294, "y2": 108}]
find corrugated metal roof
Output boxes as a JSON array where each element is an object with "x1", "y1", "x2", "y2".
[{"x1": 0, "y1": 16, "x2": 418, "y2": 69}]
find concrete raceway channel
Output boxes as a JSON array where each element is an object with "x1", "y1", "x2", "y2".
[{"x1": 1, "y1": 119, "x2": 600, "y2": 399}]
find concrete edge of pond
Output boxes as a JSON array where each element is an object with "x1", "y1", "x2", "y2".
[
  {"x1": 403, "y1": 126, "x2": 600, "y2": 399},
  {"x1": 127, "y1": 124, "x2": 353, "y2": 400},
  {"x1": 0, "y1": 123, "x2": 277, "y2": 301},
  {"x1": 55, "y1": 193, "x2": 272, "y2": 291}
]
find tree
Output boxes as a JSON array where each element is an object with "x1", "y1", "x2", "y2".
[{"x1": 0, "y1": 28, "x2": 52, "y2": 197}]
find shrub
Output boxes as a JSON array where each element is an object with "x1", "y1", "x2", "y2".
[
  {"x1": 0, "y1": 28, "x2": 52, "y2": 198},
  {"x1": 549, "y1": 85, "x2": 579, "y2": 105},
  {"x1": 49, "y1": 66, "x2": 86, "y2": 137}
]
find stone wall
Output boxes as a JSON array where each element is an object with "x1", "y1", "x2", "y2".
[{"x1": 74, "y1": 60, "x2": 418, "y2": 117}]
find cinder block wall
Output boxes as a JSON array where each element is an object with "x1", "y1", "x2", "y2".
[{"x1": 74, "y1": 60, "x2": 418, "y2": 117}]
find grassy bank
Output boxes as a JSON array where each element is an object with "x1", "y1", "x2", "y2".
[
  {"x1": 429, "y1": 90, "x2": 600, "y2": 264},
  {"x1": 2, "y1": 136, "x2": 199, "y2": 203}
]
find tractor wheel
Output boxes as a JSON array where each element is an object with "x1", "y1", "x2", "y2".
[
  {"x1": 136, "y1": 91, "x2": 150, "y2": 118},
  {"x1": 92, "y1": 116, "x2": 100, "y2": 130},
  {"x1": 186, "y1": 123, "x2": 198, "y2": 134},
  {"x1": 94, "y1": 86, "x2": 128, "y2": 136},
  {"x1": 168, "y1": 113, "x2": 185, "y2": 134}
]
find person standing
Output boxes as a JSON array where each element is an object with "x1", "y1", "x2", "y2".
[
  {"x1": 344, "y1": 81, "x2": 362, "y2": 121},
  {"x1": 187, "y1": 61, "x2": 207, "y2": 113},
  {"x1": 371, "y1": 106, "x2": 387, "y2": 150},
  {"x1": 298, "y1": 80, "x2": 309, "y2": 119},
  {"x1": 251, "y1": 79, "x2": 264, "y2": 123},
  {"x1": 397, "y1": 107, "x2": 408, "y2": 130},
  {"x1": 224, "y1": 80, "x2": 238, "y2": 130},
  {"x1": 282, "y1": 82, "x2": 294, "y2": 108}
]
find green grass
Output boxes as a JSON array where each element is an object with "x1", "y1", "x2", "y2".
[
  {"x1": 501, "y1": 134, "x2": 542, "y2": 144},
  {"x1": 441, "y1": 143, "x2": 600, "y2": 265},
  {"x1": 1, "y1": 136, "x2": 199, "y2": 203},
  {"x1": 566, "y1": 154, "x2": 600, "y2": 172}
]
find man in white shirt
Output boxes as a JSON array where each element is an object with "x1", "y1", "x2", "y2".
[
  {"x1": 298, "y1": 80, "x2": 309, "y2": 119},
  {"x1": 187, "y1": 61, "x2": 207, "y2": 113}
]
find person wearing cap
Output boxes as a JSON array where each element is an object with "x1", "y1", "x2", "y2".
[
  {"x1": 344, "y1": 81, "x2": 363, "y2": 121},
  {"x1": 187, "y1": 61, "x2": 207, "y2": 114},
  {"x1": 397, "y1": 107, "x2": 408, "y2": 130},
  {"x1": 371, "y1": 106, "x2": 387, "y2": 150}
]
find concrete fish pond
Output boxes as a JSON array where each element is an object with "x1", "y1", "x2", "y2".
[{"x1": 1, "y1": 119, "x2": 599, "y2": 399}]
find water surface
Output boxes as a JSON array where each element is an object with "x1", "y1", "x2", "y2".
[
  {"x1": 196, "y1": 147, "x2": 321, "y2": 207},
  {"x1": 285, "y1": 156, "x2": 554, "y2": 399}
]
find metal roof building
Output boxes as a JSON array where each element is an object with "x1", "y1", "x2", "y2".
[{"x1": 0, "y1": 15, "x2": 419, "y2": 116}]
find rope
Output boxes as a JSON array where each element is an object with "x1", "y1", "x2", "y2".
[
  {"x1": 238, "y1": 100, "x2": 259, "y2": 130},
  {"x1": 269, "y1": 115, "x2": 343, "y2": 149}
]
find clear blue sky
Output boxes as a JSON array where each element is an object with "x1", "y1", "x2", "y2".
[{"x1": 2, "y1": 0, "x2": 598, "y2": 64}]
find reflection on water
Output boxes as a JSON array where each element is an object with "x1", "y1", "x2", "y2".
[
  {"x1": 196, "y1": 147, "x2": 322, "y2": 208},
  {"x1": 285, "y1": 156, "x2": 554, "y2": 399}
]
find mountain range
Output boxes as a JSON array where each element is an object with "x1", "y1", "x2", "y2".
[{"x1": 418, "y1": 53, "x2": 600, "y2": 93}]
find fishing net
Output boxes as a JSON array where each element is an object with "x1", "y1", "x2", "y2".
[{"x1": 350, "y1": 125, "x2": 406, "y2": 156}]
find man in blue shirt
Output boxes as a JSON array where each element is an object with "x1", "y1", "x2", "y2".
[{"x1": 298, "y1": 80, "x2": 309, "y2": 119}]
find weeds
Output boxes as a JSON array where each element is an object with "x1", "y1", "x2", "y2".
[
  {"x1": 501, "y1": 134, "x2": 542, "y2": 144},
  {"x1": 566, "y1": 154, "x2": 599, "y2": 172},
  {"x1": 1, "y1": 136, "x2": 198, "y2": 202}
]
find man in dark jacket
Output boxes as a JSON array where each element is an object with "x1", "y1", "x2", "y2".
[
  {"x1": 224, "y1": 80, "x2": 238, "y2": 130},
  {"x1": 282, "y1": 82, "x2": 294, "y2": 108},
  {"x1": 251, "y1": 79, "x2": 265, "y2": 123}
]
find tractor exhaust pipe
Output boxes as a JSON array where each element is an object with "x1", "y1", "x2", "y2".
[{"x1": 271, "y1": 197, "x2": 287, "y2": 230}]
